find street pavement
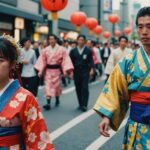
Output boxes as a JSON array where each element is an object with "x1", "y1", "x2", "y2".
[{"x1": 37, "y1": 76, "x2": 128, "y2": 150}]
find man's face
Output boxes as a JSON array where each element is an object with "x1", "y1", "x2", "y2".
[
  {"x1": 65, "y1": 41, "x2": 69, "y2": 47},
  {"x1": 86, "y1": 40, "x2": 92, "y2": 48},
  {"x1": 137, "y1": 16, "x2": 150, "y2": 46},
  {"x1": 49, "y1": 36, "x2": 56, "y2": 46},
  {"x1": 119, "y1": 38, "x2": 127, "y2": 49},
  {"x1": 33, "y1": 42, "x2": 39, "y2": 49},
  {"x1": 77, "y1": 37, "x2": 85, "y2": 47}
]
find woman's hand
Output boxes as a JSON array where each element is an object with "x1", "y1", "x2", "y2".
[{"x1": 99, "y1": 116, "x2": 110, "y2": 137}]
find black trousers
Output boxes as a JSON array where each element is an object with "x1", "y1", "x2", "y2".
[
  {"x1": 74, "y1": 72, "x2": 89, "y2": 108},
  {"x1": 22, "y1": 76, "x2": 39, "y2": 96}
]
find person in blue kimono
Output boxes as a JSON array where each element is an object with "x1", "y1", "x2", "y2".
[{"x1": 93, "y1": 7, "x2": 150, "y2": 149}]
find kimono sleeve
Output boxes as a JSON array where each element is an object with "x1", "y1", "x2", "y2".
[
  {"x1": 92, "y1": 49, "x2": 100, "y2": 65},
  {"x1": 93, "y1": 60, "x2": 130, "y2": 131},
  {"x1": 20, "y1": 93, "x2": 55, "y2": 150},
  {"x1": 34, "y1": 49, "x2": 47, "y2": 75},
  {"x1": 105, "y1": 52, "x2": 115, "y2": 75},
  {"x1": 61, "y1": 48, "x2": 74, "y2": 75}
]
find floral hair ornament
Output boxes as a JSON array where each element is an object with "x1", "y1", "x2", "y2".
[{"x1": 1, "y1": 33, "x2": 22, "y2": 62}]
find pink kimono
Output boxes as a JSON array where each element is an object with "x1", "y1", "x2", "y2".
[
  {"x1": 91, "y1": 48, "x2": 100, "y2": 65},
  {"x1": 34, "y1": 44, "x2": 74, "y2": 97}
]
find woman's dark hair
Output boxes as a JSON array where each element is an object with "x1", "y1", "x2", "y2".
[
  {"x1": 136, "y1": 7, "x2": 150, "y2": 26},
  {"x1": 119, "y1": 35, "x2": 128, "y2": 42},
  {"x1": 0, "y1": 38, "x2": 18, "y2": 62}
]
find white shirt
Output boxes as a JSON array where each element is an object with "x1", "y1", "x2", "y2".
[
  {"x1": 0, "y1": 79, "x2": 14, "y2": 96},
  {"x1": 21, "y1": 48, "x2": 37, "y2": 77},
  {"x1": 77, "y1": 46, "x2": 85, "y2": 55},
  {"x1": 103, "y1": 48, "x2": 109, "y2": 58},
  {"x1": 105, "y1": 47, "x2": 132, "y2": 75},
  {"x1": 93, "y1": 47, "x2": 102, "y2": 63}
]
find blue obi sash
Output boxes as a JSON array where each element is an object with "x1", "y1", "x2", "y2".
[{"x1": 130, "y1": 102, "x2": 150, "y2": 124}]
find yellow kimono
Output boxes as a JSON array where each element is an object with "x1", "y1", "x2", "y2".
[{"x1": 94, "y1": 47, "x2": 150, "y2": 150}]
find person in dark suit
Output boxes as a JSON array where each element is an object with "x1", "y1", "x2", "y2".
[
  {"x1": 101, "y1": 43, "x2": 111, "y2": 67},
  {"x1": 70, "y1": 35, "x2": 94, "y2": 112}
]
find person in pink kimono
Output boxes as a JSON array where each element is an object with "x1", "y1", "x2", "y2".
[{"x1": 35, "y1": 34, "x2": 74, "y2": 110}]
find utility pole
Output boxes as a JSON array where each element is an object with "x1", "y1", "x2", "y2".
[{"x1": 97, "y1": 0, "x2": 101, "y2": 25}]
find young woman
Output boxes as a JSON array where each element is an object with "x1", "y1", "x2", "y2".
[{"x1": 0, "y1": 35, "x2": 54, "y2": 149}]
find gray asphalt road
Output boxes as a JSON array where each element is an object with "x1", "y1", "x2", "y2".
[{"x1": 37, "y1": 78, "x2": 126, "y2": 150}]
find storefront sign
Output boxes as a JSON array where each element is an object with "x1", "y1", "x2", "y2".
[
  {"x1": 103, "y1": 0, "x2": 112, "y2": 13},
  {"x1": 15, "y1": 17, "x2": 24, "y2": 29}
]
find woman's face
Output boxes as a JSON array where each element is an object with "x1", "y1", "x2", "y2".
[{"x1": 0, "y1": 57, "x2": 11, "y2": 80}]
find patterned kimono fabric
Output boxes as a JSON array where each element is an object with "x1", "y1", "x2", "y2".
[
  {"x1": 0, "y1": 80, "x2": 54, "y2": 150},
  {"x1": 34, "y1": 44, "x2": 74, "y2": 98},
  {"x1": 94, "y1": 47, "x2": 150, "y2": 150}
]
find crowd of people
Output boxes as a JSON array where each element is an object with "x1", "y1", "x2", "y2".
[
  {"x1": 17, "y1": 32, "x2": 140, "y2": 112},
  {"x1": 0, "y1": 6, "x2": 149, "y2": 150}
]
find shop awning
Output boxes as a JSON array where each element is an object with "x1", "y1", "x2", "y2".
[{"x1": 0, "y1": 2, "x2": 43, "y2": 22}]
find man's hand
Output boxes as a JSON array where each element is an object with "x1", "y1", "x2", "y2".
[
  {"x1": 65, "y1": 70, "x2": 73, "y2": 79},
  {"x1": 38, "y1": 72, "x2": 42, "y2": 78},
  {"x1": 22, "y1": 60, "x2": 29, "y2": 65},
  {"x1": 90, "y1": 69, "x2": 94, "y2": 77},
  {"x1": 99, "y1": 116, "x2": 110, "y2": 137}
]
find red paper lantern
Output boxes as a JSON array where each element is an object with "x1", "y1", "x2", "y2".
[
  {"x1": 41, "y1": 0, "x2": 68, "y2": 20},
  {"x1": 85, "y1": 18, "x2": 98, "y2": 34},
  {"x1": 115, "y1": 30, "x2": 121, "y2": 37},
  {"x1": 70, "y1": 11, "x2": 87, "y2": 32},
  {"x1": 124, "y1": 27, "x2": 132, "y2": 35},
  {"x1": 108, "y1": 14, "x2": 119, "y2": 24},
  {"x1": 103, "y1": 31, "x2": 111, "y2": 39},
  {"x1": 93, "y1": 25, "x2": 103, "y2": 35}
]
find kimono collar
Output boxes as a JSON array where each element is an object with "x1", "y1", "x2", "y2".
[
  {"x1": 0, "y1": 80, "x2": 20, "y2": 112},
  {"x1": 50, "y1": 44, "x2": 59, "y2": 51},
  {"x1": 0, "y1": 80, "x2": 14, "y2": 96},
  {"x1": 142, "y1": 46, "x2": 150, "y2": 63}
]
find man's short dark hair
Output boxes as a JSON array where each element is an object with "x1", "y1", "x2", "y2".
[
  {"x1": 20, "y1": 38, "x2": 30, "y2": 47},
  {"x1": 104, "y1": 43, "x2": 108, "y2": 46},
  {"x1": 136, "y1": 7, "x2": 150, "y2": 26},
  {"x1": 118, "y1": 35, "x2": 128, "y2": 42},
  {"x1": 77, "y1": 35, "x2": 86, "y2": 40},
  {"x1": 48, "y1": 34, "x2": 58, "y2": 40}
]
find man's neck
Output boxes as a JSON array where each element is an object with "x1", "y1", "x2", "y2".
[
  {"x1": 120, "y1": 47, "x2": 126, "y2": 51},
  {"x1": 78, "y1": 45, "x2": 84, "y2": 50},
  {"x1": 24, "y1": 47, "x2": 29, "y2": 51},
  {"x1": 51, "y1": 44, "x2": 56, "y2": 48},
  {"x1": 144, "y1": 45, "x2": 150, "y2": 58}
]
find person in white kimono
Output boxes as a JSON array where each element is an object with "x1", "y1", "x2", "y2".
[{"x1": 105, "y1": 36, "x2": 132, "y2": 80}]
